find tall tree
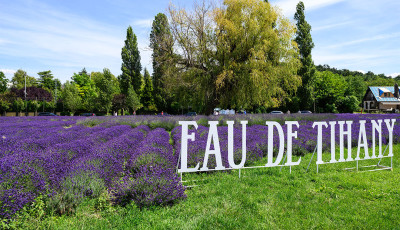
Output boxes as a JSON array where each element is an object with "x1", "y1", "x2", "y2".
[
  {"x1": 294, "y1": 1, "x2": 316, "y2": 111},
  {"x1": 72, "y1": 69, "x2": 91, "y2": 97},
  {"x1": 97, "y1": 69, "x2": 118, "y2": 115},
  {"x1": 37, "y1": 71, "x2": 55, "y2": 90},
  {"x1": 11, "y1": 69, "x2": 37, "y2": 89},
  {"x1": 150, "y1": 13, "x2": 175, "y2": 111},
  {"x1": 141, "y1": 68, "x2": 156, "y2": 113},
  {"x1": 167, "y1": 0, "x2": 301, "y2": 114},
  {"x1": 62, "y1": 81, "x2": 82, "y2": 115},
  {"x1": 120, "y1": 26, "x2": 142, "y2": 95},
  {"x1": 0, "y1": 71, "x2": 8, "y2": 93},
  {"x1": 72, "y1": 68, "x2": 98, "y2": 111}
]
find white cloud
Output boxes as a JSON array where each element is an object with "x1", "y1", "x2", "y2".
[
  {"x1": 313, "y1": 21, "x2": 353, "y2": 32},
  {"x1": 389, "y1": 73, "x2": 400, "y2": 77},
  {"x1": 272, "y1": 0, "x2": 345, "y2": 17},
  {"x1": 132, "y1": 19, "x2": 153, "y2": 28},
  {"x1": 0, "y1": 69, "x2": 16, "y2": 75},
  {"x1": 325, "y1": 32, "x2": 400, "y2": 49},
  {"x1": 0, "y1": 69, "x2": 17, "y2": 79},
  {"x1": 313, "y1": 53, "x2": 380, "y2": 64}
]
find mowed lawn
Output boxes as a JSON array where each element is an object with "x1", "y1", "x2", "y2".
[{"x1": 20, "y1": 145, "x2": 400, "y2": 229}]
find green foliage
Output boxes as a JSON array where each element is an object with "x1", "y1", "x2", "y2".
[
  {"x1": 337, "y1": 95, "x2": 360, "y2": 113},
  {"x1": 11, "y1": 69, "x2": 37, "y2": 89},
  {"x1": 141, "y1": 69, "x2": 156, "y2": 113},
  {"x1": 71, "y1": 68, "x2": 97, "y2": 103},
  {"x1": 128, "y1": 153, "x2": 171, "y2": 175},
  {"x1": 94, "y1": 191, "x2": 114, "y2": 212},
  {"x1": 0, "y1": 195, "x2": 46, "y2": 229},
  {"x1": 30, "y1": 100, "x2": 41, "y2": 113},
  {"x1": 126, "y1": 85, "x2": 142, "y2": 114},
  {"x1": 150, "y1": 13, "x2": 174, "y2": 111},
  {"x1": 112, "y1": 94, "x2": 126, "y2": 114},
  {"x1": 197, "y1": 118, "x2": 209, "y2": 127},
  {"x1": 46, "y1": 172, "x2": 105, "y2": 216},
  {"x1": 37, "y1": 70, "x2": 57, "y2": 92},
  {"x1": 314, "y1": 71, "x2": 347, "y2": 113},
  {"x1": 345, "y1": 75, "x2": 367, "y2": 102},
  {"x1": 294, "y1": 1, "x2": 316, "y2": 110},
  {"x1": 76, "y1": 118, "x2": 105, "y2": 127},
  {"x1": 13, "y1": 98, "x2": 25, "y2": 113},
  {"x1": 62, "y1": 81, "x2": 82, "y2": 115},
  {"x1": 148, "y1": 120, "x2": 175, "y2": 131},
  {"x1": 0, "y1": 99, "x2": 10, "y2": 113},
  {"x1": 0, "y1": 71, "x2": 8, "y2": 93},
  {"x1": 97, "y1": 69, "x2": 119, "y2": 115},
  {"x1": 167, "y1": 0, "x2": 301, "y2": 114},
  {"x1": 120, "y1": 26, "x2": 142, "y2": 96},
  {"x1": 45, "y1": 191, "x2": 80, "y2": 216},
  {"x1": 84, "y1": 91, "x2": 99, "y2": 113}
]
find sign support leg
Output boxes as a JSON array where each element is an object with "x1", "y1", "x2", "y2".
[
  {"x1": 391, "y1": 156, "x2": 393, "y2": 170},
  {"x1": 280, "y1": 152, "x2": 288, "y2": 172},
  {"x1": 306, "y1": 145, "x2": 318, "y2": 172}
]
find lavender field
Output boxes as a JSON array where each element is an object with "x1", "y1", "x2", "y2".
[{"x1": 1, "y1": 113, "x2": 400, "y2": 222}]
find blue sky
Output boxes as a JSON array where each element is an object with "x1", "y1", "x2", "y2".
[{"x1": 0, "y1": 0, "x2": 399, "y2": 83}]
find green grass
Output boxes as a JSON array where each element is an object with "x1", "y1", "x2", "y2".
[{"x1": 15, "y1": 145, "x2": 400, "y2": 229}]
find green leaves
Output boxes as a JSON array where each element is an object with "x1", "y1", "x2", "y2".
[
  {"x1": 294, "y1": 1, "x2": 316, "y2": 111},
  {"x1": 121, "y1": 26, "x2": 142, "y2": 96},
  {"x1": 0, "y1": 71, "x2": 8, "y2": 94},
  {"x1": 166, "y1": 0, "x2": 301, "y2": 113},
  {"x1": 141, "y1": 69, "x2": 156, "y2": 113},
  {"x1": 126, "y1": 84, "x2": 142, "y2": 113},
  {"x1": 11, "y1": 69, "x2": 37, "y2": 89},
  {"x1": 62, "y1": 81, "x2": 82, "y2": 115},
  {"x1": 150, "y1": 13, "x2": 174, "y2": 111}
]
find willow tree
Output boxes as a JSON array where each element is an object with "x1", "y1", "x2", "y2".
[
  {"x1": 167, "y1": 0, "x2": 301, "y2": 114},
  {"x1": 214, "y1": 0, "x2": 301, "y2": 109}
]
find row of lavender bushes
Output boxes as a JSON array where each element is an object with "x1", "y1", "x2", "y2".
[{"x1": 0, "y1": 117, "x2": 185, "y2": 220}]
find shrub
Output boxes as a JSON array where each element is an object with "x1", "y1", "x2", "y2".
[
  {"x1": 45, "y1": 172, "x2": 105, "y2": 215},
  {"x1": 77, "y1": 118, "x2": 105, "y2": 127},
  {"x1": 113, "y1": 164, "x2": 186, "y2": 208},
  {"x1": 128, "y1": 152, "x2": 172, "y2": 175}
]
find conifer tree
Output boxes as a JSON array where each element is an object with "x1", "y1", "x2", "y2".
[
  {"x1": 294, "y1": 1, "x2": 316, "y2": 111},
  {"x1": 150, "y1": 13, "x2": 174, "y2": 111},
  {"x1": 120, "y1": 26, "x2": 142, "y2": 95},
  {"x1": 141, "y1": 68, "x2": 156, "y2": 112}
]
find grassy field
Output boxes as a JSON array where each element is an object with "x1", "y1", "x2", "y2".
[{"x1": 13, "y1": 145, "x2": 400, "y2": 229}]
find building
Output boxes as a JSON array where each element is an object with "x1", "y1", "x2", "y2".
[{"x1": 363, "y1": 84, "x2": 400, "y2": 112}]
